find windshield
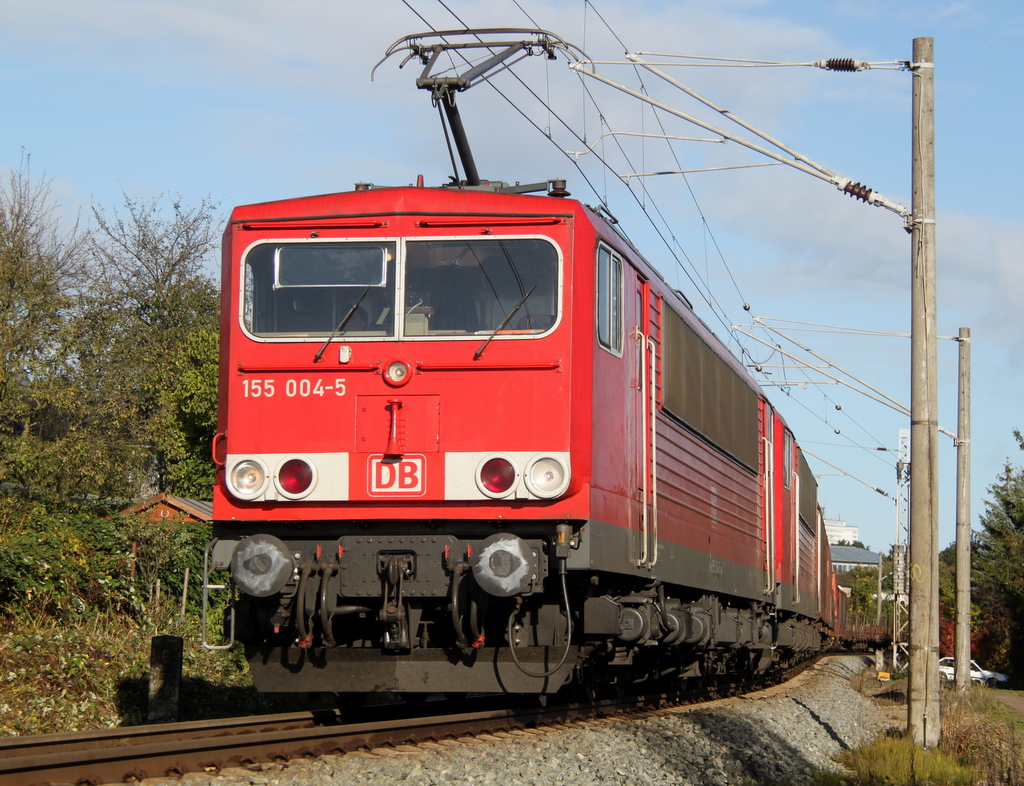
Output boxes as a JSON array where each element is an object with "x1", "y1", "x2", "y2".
[
  {"x1": 403, "y1": 239, "x2": 558, "y2": 336},
  {"x1": 244, "y1": 242, "x2": 397, "y2": 337},
  {"x1": 241, "y1": 237, "x2": 559, "y2": 340}
]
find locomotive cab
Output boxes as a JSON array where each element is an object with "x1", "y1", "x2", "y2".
[{"x1": 205, "y1": 182, "x2": 594, "y2": 694}]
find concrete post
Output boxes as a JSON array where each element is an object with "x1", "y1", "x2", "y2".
[
  {"x1": 907, "y1": 36, "x2": 941, "y2": 749},
  {"x1": 954, "y1": 327, "x2": 972, "y2": 691},
  {"x1": 148, "y1": 635, "x2": 183, "y2": 723}
]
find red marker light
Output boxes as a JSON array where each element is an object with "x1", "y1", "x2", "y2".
[
  {"x1": 480, "y1": 457, "x2": 516, "y2": 494},
  {"x1": 279, "y1": 458, "x2": 314, "y2": 495}
]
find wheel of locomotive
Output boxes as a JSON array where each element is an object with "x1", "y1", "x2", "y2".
[
  {"x1": 685, "y1": 673, "x2": 706, "y2": 695},
  {"x1": 574, "y1": 672, "x2": 599, "y2": 704}
]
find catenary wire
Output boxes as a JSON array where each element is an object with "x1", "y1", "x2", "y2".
[
  {"x1": 404, "y1": 0, "x2": 747, "y2": 345},
  {"x1": 580, "y1": 1, "x2": 749, "y2": 334},
  {"x1": 570, "y1": 5, "x2": 902, "y2": 479}
]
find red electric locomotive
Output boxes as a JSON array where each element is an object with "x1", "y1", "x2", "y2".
[
  {"x1": 202, "y1": 30, "x2": 845, "y2": 696},
  {"x1": 203, "y1": 178, "x2": 836, "y2": 694}
]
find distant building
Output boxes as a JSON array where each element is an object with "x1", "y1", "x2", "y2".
[
  {"x1": 824, "y1": 517, "x2": 859, "y2": 546},
  {"x1": 831, "y1": 545, "x2": 882, "y2": 574}
]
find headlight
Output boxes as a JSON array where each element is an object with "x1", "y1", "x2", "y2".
[
  {"x1": 228, "y1": 458, "x2": 269, "y2": 500},
  {"x1": 525, "y1": 455, "x2": 570, "y2": 498},
  {"x1": 383, "y1": 358, "x2": 412, "y2": 386}
]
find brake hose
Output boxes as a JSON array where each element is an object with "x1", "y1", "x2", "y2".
[{"x1": 506, "y1": 568, "x2": 574, "y2": 679}]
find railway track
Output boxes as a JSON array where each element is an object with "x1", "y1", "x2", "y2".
[
  {"x1": 0, "y1": 696, "x2": 644, "y2": 786},
  {"x1": 0, "y1": 661, "x2": 817, "y2": 786}
]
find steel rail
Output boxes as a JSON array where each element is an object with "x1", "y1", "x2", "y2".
[{"x1": 0, "y1": 698, "x2": 637, "y2": 786}]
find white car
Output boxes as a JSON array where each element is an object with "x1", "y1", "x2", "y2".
[{"x1": 938, "y1": 657, "x2": 1009, "y2": 687}]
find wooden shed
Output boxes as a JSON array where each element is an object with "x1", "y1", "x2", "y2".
[{"x1": 122, "y1": 493, "x2": 213, "y2": 523}]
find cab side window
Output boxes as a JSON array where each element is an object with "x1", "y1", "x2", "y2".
[
  {"x1": 597, "y1": 245, "x2": 622, "y2": 353},
  {"x1": 783, "y1": 430, "x2": 794, "y2": 489}
]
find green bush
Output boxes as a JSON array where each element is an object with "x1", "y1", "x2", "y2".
[
  {"x1": 0, "y1": 496, "x2": 210, "y2": 623},
  {"x1": 0, "y1": 496, "x2": 273, "y2": 735}
]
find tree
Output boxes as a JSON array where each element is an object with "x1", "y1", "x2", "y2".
[
  {"x1": 0, "y1": 156, "x2": 92, "y2": 497},
  {"x1": 971, "y1": 430, "x2": 1024, "y2": 673},
  {"x1": 0, "y1": 165, "x2": 222, "y2": 503},
  {"x1": 835, "y1": 539, "x2": 870, "y2": 550},
  {"x1": 937, "y1": 542, "x2": 958, "y2": 656},
  {"x1": 85, "y1": 193, "x2": 221, "y2": 497},
  {"x1": 843, "y1": 566, "x2": 881, "y2": 625},
  {"x1": 160, "y1": 327, "x2": 219, "y2": 498}
]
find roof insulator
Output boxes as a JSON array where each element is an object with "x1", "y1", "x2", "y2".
[{"x1": 548, "y1": 178, "x2": 571, "y2": 197}]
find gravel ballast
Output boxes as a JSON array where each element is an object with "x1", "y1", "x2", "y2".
[{"x1": 138, "y1": 655, "x2": 893, "y2": 786}]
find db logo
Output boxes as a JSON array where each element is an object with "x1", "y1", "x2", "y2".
[{"x1": 368, "y1": 455, "x2": 425, "y2": 495}]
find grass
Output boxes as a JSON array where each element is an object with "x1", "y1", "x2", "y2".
[
  {"x1": 828, "y1": 733, "x2": 980, "y2": 786},
  {"x1": 813, "y1": 674, "x2": 1024, "y2": 786},
  {"x1": 978, "y1": 688, "x2": 1024, "y2": 734},
  {"x1": 0, "y1": 501, "x2": 324, "y2": 736},
  {"x1": 940, "y1": 683, "x2": 1024, "y2": 784},
  {"x1": 0, "y1": 608, "x2": 305, "y2": 736}
]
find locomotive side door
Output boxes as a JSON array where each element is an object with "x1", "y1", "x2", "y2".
[
  {"x1": 631, "y1": 273, "x2": 658, "y2": 568},
  {"x1": 762, "y1": 402, "x2": 776, "y2": 595}
]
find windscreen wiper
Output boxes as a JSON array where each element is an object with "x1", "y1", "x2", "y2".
[
  {"x1": 473, "y1": 284, "x2": 536, "y2": 361},
  {"x1": 313, "y1": 285, "x2": 370, "y2": 363}
]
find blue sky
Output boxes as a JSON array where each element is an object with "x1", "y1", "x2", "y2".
[{"x1": 3, "y1": 0, "x2": 1022, "y2": 553}]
